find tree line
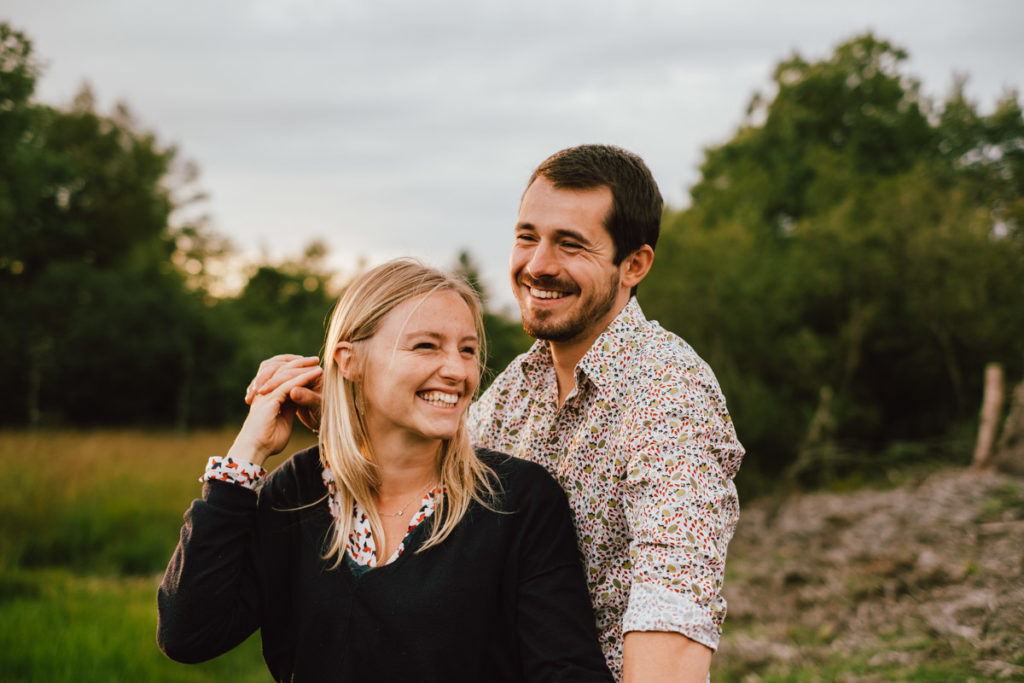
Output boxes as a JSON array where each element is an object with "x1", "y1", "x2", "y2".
[
  {"x1": 2, "y1": 24, "x2": 1021, "y2": 492},
  {"x1": 642, "y1": 34, "x2": 1024, "y2": 489}
]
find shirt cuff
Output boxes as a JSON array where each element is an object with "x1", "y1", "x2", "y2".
[
  {"x1": 200, "y1": 456, "x2": 266, "y2": 491},
  {"x1": 623, "y1": 581, "x2": 723, "y2": 652}
]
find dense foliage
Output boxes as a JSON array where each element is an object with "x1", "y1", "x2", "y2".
[
  {"x1": 0, "y1": 23, "x2": 529, "y2": 430},
  {"x1": 2, "y1": 25, "x2": 1021, "y2": 491},
  {"x1": 644, "y1": 34, "x2": 1024, "y2": 490},
  {"x1": 0, "y1": 25, "x2": 333, "y2": 428}
]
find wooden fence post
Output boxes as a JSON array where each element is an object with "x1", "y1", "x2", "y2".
[
  {"x1": 973, "y1": 363, "x2": 1004, "y2": 469},
  {"x1": 993, "y1": 380, "x2": 1024, "y2": 475}
]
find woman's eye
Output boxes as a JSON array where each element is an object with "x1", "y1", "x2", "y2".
[{"x1": 413, "y1": 342, "x2": 435, "y2": 350}]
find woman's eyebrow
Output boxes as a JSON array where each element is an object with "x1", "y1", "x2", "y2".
[{"x1": 401, "y1": 330, "x2": 443, "y2": 341}]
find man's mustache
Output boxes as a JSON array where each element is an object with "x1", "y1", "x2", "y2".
[{"x1": 519, "y1": 275, "x2": 580, "y2": 294}]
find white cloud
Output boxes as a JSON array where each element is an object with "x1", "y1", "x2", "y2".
[{"x1": 4, "y1": 0, "x2": 1023, "y2": 309}]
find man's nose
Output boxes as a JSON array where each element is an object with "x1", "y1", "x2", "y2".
[{"x1": 526, "y1": 240, "x2": 559, "y2": 279}]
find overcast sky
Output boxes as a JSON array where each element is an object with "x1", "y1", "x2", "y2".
[{"x1": 5, "y1": 0, "x2": 1023, "y2": 310}]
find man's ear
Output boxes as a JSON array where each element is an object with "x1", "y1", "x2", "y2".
[
  {"x1": 334, "y1": 342, "x2": 357, "y2": 380},
  {"x1": 619, "y1": 245, "x2": 654, "y2": 290}
]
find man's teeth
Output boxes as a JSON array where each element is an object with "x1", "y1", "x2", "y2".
[
  {"x1": 530, "y1": 287, "x2": 565, "y2": 299},
  {"x1": 419, "y1": 391, "x2": 459, "y2": 406}
]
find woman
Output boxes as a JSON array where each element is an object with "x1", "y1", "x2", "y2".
[{"x1": 157, "y1": 259, "x2": 612, "y2": 682}]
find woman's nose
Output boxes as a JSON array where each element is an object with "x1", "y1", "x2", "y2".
[{"x1": 438, "y1": 349, "x2": 468, "y2": 380}]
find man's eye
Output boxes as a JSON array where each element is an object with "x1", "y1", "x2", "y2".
[
  {"x1": 515, "y1": 233, "x2": 537, "y2": 243},
  {"x1": 562, "y1": 242, "x2": 582, "y2": 250}
]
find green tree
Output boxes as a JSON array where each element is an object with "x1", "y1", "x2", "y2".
[
  {"x1": 207, "y1": 241, "x2": 337, "y2": 423},
  {"x1": 645, "y1": 33, "x2": 1024, "y2": 491},
  {"x1": 0, "y1": 22, "x2": 234, "y2": 428}
]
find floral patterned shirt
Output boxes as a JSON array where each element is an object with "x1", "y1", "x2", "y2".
[
  {"x1": 468, "y1": 298, "x2": 744, "y2": 678},
  {"x1": 201, "y1": 457, "x2": 439, "y2": 566}
]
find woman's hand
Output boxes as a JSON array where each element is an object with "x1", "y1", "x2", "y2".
[
  {"x1": 245, "y1": 354, "x2": 324, "y2": 433},
  {"x1": 228, "y1": 365, "x2": 324, "y2": 467}
]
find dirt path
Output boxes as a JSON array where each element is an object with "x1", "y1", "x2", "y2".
[{"x1": 714, "y1": 468, "x2": 1024, "y2": 681}]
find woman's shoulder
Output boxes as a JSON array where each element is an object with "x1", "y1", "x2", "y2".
[
  {"x1": 266, "y1": 444, "x2": 322, "y2": 479},
  {"x1": 259, "y1": 445, "x2": 325, "y2": 506},
  {"x1": 473, "y1": 448, "x2": 564, "y2": 500}
]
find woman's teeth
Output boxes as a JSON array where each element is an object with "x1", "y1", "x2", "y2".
[{"x1": 419, "y1": 391, "x2": 459, "y2": 407}]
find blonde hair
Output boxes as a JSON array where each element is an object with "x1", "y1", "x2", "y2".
[{"x1": 318, "y1": 258, "x2": 498, "y2": 567}]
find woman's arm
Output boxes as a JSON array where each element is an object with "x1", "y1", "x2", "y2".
[
  {"x1": 157, "y1": 367, "x2": 320, "y2": 662},
  {"x1": 157, "y1": 480, "x2": 266, "y2": 662}
]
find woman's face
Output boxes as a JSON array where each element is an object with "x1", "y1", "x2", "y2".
[{"x1": 354, "y1": 290, "x2": 480, "y2": 449}]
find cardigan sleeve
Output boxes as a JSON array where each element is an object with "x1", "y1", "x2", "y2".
[
  {"x1": 156, "y1": 479, "x2": 267, "y2": 663},
  {"x1": 506, "y1": 459, "x2": 615, "y2": 683}
]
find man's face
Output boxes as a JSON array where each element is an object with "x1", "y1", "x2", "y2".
[{"x1": 510, "y1": 176, "x2": 629, "y2": 346}]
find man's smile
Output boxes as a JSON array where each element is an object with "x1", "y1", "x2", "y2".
[{"x1": 529, "y1": 287, "x2": 569, "y2": 300}]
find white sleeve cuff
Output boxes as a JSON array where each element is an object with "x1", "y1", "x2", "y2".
[
  {"x1": 199, "y1": 456, "x2": 266, "y2": 491},
  {"x1": 623, "y1": 581, "x2": 723, "y2": 652}
]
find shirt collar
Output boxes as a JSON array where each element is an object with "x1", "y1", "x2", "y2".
[
  {"x1": 576, "y1": 297, "x2": 646, "y2": 392},
  {"x1": 516, "y1": 297, "x2": 647, "y2": 395}
]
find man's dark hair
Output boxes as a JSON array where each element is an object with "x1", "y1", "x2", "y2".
[{"x1": 528, "y1": 144, "x2": 663, "y2": 273}]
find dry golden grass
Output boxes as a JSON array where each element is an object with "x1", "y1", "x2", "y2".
[
  {"x1": 0, "y1": 427, "x2": 318, "y2": 574},
  {"x1": 0, "y1": 427, "x2": 318, "y2": 682}
]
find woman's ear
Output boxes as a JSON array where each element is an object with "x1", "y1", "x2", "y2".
[{"x1": 334, "y1": 342, "x2": 357, "y2": 380}]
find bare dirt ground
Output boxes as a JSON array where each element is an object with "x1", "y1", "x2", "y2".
[{"x1": 714, "y1": 467, "x2": 1024, "y2": 681}]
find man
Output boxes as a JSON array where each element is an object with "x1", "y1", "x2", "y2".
[{"x1": 249, "y1": 145, "x2": 744, "y2": 681}]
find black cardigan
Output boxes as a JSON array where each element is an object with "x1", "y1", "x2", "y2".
[{"x1": 157, "y1": 447, "x2": 613, "y2": 682}]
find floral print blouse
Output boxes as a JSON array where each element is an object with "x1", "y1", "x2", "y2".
[{"x1": 201, "y1": 456, "x2": 440, "y2": 566}]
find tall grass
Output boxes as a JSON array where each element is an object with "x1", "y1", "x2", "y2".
[{"x1": 0, "y1": 428, "x2": 316, "y2": 682}]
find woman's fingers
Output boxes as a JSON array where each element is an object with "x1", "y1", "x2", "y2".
[
  {"x1": 290, "y1": 385, "x2": 323, "y2": 433},
  {"x1": 270, "y1": 366, "x2": 324, "y2": 402},
  {"x1": 236, "y1": 367, "x2": 324, "y2": 463},
  {"x1": 245, "y1": 355, "x2": 321, "y2": 404}
]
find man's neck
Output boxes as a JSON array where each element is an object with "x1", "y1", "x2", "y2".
[{"x1": 548, "y1": 297, "x2": 630, "y2": 407}]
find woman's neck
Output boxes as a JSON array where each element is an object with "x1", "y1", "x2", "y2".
[{"x1": 371, "y1": 432, "x2": 442, "y2": 498}]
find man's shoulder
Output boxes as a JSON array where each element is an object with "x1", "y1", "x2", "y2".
[
  {"x1": 472, "y1": 349, "x2": 538, "y2": 414},
  {"x1": 611, "y1": 315, "x2": 712, "y2": 389},
  {"x1": 484, "y1": 354, "x2": 530, "y2": 390}
]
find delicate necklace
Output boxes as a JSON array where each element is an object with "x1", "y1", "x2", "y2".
[{"x1": 379, "y1": 482, "x2": 436, "y2": 518}]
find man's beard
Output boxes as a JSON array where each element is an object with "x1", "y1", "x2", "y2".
[{"x1": 520, "y1": 269, "x2": 620, "y2": 343}]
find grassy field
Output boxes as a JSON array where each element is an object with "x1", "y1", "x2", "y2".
[
  {"x1": 0, "y1": 428, "x2": 316, "y2": 682},
  {"x1": 5, "y1": 429, "x2": 1013, "y2": 681}
]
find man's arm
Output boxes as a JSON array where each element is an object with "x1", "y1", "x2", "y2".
[
  {"x1": 619, "y1": 354, "x2": 744, "y2": 679},
  {"x1": 622, "y1": 631, "x2": 711, "y2": 683}
]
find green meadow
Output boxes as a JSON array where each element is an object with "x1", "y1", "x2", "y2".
[
  {"x1": 3, "y1": 429, "x2": 1019, "y2": 681},
  {"x1": 0, "y1": 429, "x2": 316, "y2": 682}
]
